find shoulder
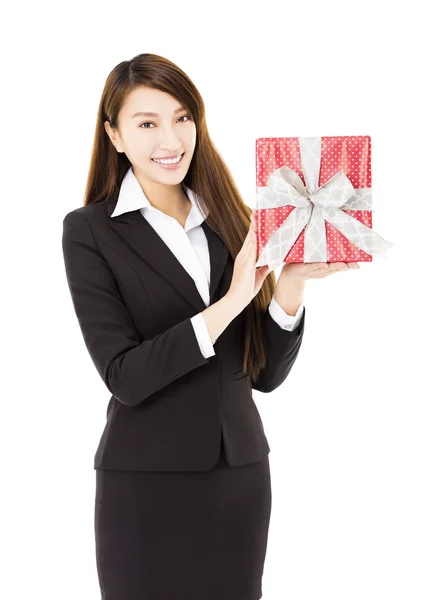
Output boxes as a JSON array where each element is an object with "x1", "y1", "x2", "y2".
[
  {"x1": 62, "y1": 197, "x2": 113, "y2": 245},
  {"x1": 62, "y1": 197, "x2": 111, "y2": 228}
]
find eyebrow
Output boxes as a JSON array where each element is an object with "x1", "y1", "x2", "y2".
[{"x1": 131, "y1": 107, "x2": 186, "y2": 118}]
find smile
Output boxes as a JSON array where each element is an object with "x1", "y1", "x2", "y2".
[{"x1": 152, "y1": 153, "x2": 184, "y2": 165}]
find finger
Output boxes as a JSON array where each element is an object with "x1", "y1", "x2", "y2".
[
  {"x1": 256, "y1": 265, "x2": 270, "y2": 279},
  {"x1": 310, "y1": 262, "x2": 330, "y2": 272},
  {"x1": 312, "y1": 266, "x2": 342, "y2": 278},
  {"x1": 324, "y1": 267, "x2": 346, "y2": 276},
  {"x1": 240, "y1": 220, "x2": 255, "y2": 252},
  {"x1": 311, "y1": 263, "x2": 329, "y2": 272},
  {"x1": 319, "y1": 263, "x2": 346, "y2": 273},
  {"x1": 248, "y1": 228, "x2": 257, "y2": 260},
  {"x1": 240, "y1": 223, "x2": 256, "y2": 261},
  {"x1": 315, "y1": 271, "x2": 337, "y2": 278},
  {"x1": 250, "y1": 212, "x2": 257, "y2": 233}
]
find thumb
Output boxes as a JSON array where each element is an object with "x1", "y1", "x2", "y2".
[{"x1": 256, "y1": 265, "x2": 272, "y2": 280}]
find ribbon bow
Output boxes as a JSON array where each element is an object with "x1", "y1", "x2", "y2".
[{"x1": 255, "y1": 136, "x2": 394, "y2": 270}]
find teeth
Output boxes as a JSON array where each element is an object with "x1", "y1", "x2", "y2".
[{"x1": 152, "y1": 153, "x2": 183, "y2": 165}]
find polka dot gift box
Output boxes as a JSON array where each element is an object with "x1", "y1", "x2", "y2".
[{"x1": 254, "y1": 136, "x2": 394, "y2": 270}]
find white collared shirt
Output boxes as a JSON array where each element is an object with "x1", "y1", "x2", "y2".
[{"x1": 111, "y1": 166, "x2": 304, "y2": 358}]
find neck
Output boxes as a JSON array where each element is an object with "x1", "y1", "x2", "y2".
[{"x1": 133, "y1": 169, "x2": 191, "y2": 218}]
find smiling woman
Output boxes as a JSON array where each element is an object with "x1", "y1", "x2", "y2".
[
  {"x1": 87, "y1": 55, "x2": 279, "y2": 384},
  {"x1": 104, "y1": 87, "x2": 197, "y2": 201},
  {"x1": 63, "y1": 51, "x2": 306, "y2": 600}
]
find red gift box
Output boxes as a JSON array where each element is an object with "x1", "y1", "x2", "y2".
[{"x1": 254, "y1": 136, "x2": 394, "y2": 269}]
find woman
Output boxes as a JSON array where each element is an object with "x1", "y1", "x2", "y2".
[{"x1": 62, "y1": 52, "x2": 358, "y2": 600}]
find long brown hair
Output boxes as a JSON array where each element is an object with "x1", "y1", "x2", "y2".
[{"x1": 83, "y1": 52, "x2": 276, "y2": 383}]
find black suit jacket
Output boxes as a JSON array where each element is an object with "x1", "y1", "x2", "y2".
[{"x1": 61, "y1": 190, "x2": 306, "y2": 471}]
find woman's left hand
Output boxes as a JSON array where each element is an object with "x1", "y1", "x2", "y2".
[
  {"x1": 250, "y1": 209, "x2": 360, "y2": 280},
  {"x1": 280, "y1": 260, "x2": 360, "y2": 280}
]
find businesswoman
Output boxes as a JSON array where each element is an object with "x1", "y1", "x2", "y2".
[{"x1": 62, "y1": 52, "x2": 358, "y2": 600}]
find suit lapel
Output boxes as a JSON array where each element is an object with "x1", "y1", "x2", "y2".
[{"x1": 105, "y1": 191, "x2": 229, "y2": 313}]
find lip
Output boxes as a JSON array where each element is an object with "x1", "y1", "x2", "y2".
[
  {"x1": 151, "y1": 152, "x2": 185, "y2": 170},
  {"x1": 153, "y1": 152, "x2": 183, "y2": 160}
]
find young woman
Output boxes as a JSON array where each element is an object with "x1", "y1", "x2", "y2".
[{"x1": 62, "y1": 52, "x2": 358, "y2": 600}]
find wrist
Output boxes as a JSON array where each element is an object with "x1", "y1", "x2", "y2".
[
  {"x1": 223, "y1": 291, "x2": 245, "y2": 318},
  {"x1": 273, "y1": 276, "x2": 305, "y2": 316},
  {"x1": 278, "y1": 268, "x2": 306, "y2": 283}
]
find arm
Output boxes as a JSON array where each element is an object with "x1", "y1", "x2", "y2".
[
  {"x1": 268, "y1": 295, "x2": 304, "y2": 331},
  {"x1": 251, "y1": 304, "x2": 305, "y2": 393},
  {"x1": 190, "y1": 313, "x2": 216, "y2": 358},
  {"x1": 62, "y1": 210, "x2": 215, "y2": 407},
  {"x1": 191, "y1": 283, "x2": 306, "y2": 386},
  {"x1": 252, "y1": 276, "x2": 306, "y2": 393}
]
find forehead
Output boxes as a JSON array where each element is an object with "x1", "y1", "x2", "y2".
[{"x1": 121, "y1": 86, "x2": 184, "y2": 118}]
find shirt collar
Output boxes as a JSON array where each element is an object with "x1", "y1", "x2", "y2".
[{"x1": 110, "y1": 166, "x2": 209, "y2": 230}]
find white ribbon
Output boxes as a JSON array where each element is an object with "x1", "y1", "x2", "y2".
[{"x1": 255, "y1": 136, "x2": 394, "y2": 269}]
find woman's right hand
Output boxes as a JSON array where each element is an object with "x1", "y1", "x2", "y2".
[{"x1": 227, "y1": 212, "x2": 272, "y2": 311}]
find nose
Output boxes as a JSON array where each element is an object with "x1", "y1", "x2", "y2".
[{"x1": 158, "y1": 126, "x2": 183, "y2": 153}]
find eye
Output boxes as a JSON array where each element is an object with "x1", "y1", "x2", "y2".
[{"x1": 139, "y1": 114, "x2": 191, "y2": 129}]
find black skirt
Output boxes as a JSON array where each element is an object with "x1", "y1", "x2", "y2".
[{"x1": 94, "y1": 429, "x2": 272, "y2": 600}]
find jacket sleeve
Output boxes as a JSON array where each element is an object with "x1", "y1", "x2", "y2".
[
  {"x1": 268, "y1": 295, "x2": 304, "y2": 331},
  {"x1": 62, "y1": 210, "x2": 210, "y2": 407},
  {"x1": 251, "y1": 303, "x2": 306, "y2": 393}
]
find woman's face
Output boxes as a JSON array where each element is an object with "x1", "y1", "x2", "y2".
[{"x1": 104, "y1": 85, "x2": 197, "y2": 184}]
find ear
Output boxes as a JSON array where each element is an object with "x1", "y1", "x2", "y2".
[{"x1": 104, "y1": 120, "x2": 124, "y2": 153}]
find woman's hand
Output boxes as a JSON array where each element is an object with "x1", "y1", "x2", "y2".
[
  {"x1": 227, "y1": 212, "x2": 272, "y2": 310},
  {"x1": 280, "y1": 260, "x2": 360, "y2": 280}
]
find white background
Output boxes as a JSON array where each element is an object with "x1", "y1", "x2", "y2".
[{"x1": 2, "y1": 0, "x2": 433, "y2": 598}]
